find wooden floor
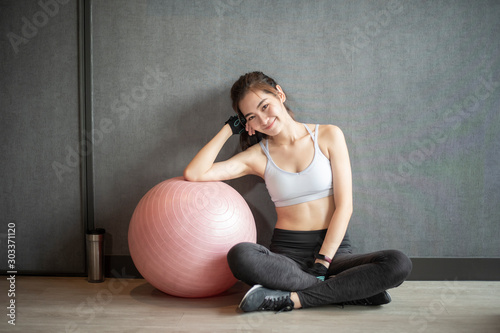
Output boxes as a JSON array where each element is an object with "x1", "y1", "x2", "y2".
[{"x1": 1, "y1": 276, "x2": 499, "y2": 332}]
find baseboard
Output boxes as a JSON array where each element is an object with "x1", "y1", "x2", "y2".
[
  {"x1": 407, "y1": 258, "x2": 500, "y2": 281},
  {"x1": 103, "y1": 256, "x2": 500, "y2": 281},
  {"x1": 104, "y1": 255, "x2": 142, "y2": 279}
]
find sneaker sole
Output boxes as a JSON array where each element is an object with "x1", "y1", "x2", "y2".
[
  {"x1": 238, "y1": 284, "x2": 263, "y2": 310},
  {"x1": 382, "y1": 291, "x2": 392, "y2": 304}
]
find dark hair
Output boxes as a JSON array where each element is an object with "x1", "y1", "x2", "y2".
[{"x1": 230, "y1": 71, "x2": 294, "y2": 151}]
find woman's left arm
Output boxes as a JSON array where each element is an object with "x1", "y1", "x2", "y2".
[{"x1": 317, "y1": 125, "x2": 353, "y2": 267}]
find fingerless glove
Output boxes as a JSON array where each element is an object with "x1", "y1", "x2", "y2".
[{"x1": 225, "y1": 115, "x2": 245, "y2": 135}]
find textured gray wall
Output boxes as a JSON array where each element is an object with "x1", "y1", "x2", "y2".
[
  {"x1": 0, "y1": 0, "x2": 84, "y2": 273},
  {"x1": 91, "y1": 0, "x2": 500, "y2": 258},
  {"x1": 1, "y1": 0, "x2": 499, "y2": 275}
]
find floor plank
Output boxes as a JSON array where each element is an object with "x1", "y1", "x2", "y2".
[{"x1": 1, "y1": 276, "x2": 499, "y2": 332}]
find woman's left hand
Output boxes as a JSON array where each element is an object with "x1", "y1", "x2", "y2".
[{"x1": 306, "y1": 262, "x2": 328, "y2": 280}]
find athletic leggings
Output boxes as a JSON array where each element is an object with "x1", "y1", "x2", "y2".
[{"x1": 227, "y1": 228, "x2": 412, "y2": 308}]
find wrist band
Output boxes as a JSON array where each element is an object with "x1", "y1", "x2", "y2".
[{"x1": 315, "y1": 253, "x2": 332, "y2": 264}]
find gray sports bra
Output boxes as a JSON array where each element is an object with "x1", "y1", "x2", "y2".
[{"x1": 259, "y1": 124, "x2": 333, "y2": 207}]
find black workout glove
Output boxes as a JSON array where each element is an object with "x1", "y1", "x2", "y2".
[
  {"x1": 306, "y1": 262, "x2": 328, "y2": 281},
  {"x1": 225, "y1": 115, "x2": 245, "y2": 135}
]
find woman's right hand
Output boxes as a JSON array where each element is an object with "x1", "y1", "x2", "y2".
[
  {"x1": 246, "y1": 121, "x2": 256, "y2": 136},
  {"x1": 224, "y1": 115, "x2": 257, "y2": 136},
  {"x1": 225, "y1": 115, "x2": 245, "y2": 135}
]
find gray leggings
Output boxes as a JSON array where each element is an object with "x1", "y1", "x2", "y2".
[{"x1": 227, "y1": 229, "x2": 412, "y2": 308}]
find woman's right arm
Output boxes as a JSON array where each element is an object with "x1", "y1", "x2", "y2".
[{"x1": 183, "y1": 124, "x2": 254, "y2": 182}]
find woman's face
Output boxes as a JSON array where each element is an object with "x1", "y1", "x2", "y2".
[{"x1": 239, "y1": 87, "x2": 286, "y2": 136}]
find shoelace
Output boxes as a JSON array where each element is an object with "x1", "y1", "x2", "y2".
[{"x1": 259, "y1": 296, "x2": 293, "y2": 313}]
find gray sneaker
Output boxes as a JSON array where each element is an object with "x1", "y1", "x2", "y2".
[{"x1": 239, "y1": 285, "x2": 294, "y2": 312}]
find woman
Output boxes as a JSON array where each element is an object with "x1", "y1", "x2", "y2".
[{"x1": 184, "y1": 71, "x2": 412, "y2": 312}]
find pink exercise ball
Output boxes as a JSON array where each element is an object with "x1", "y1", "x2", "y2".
[{"x1": 128, "y1": 177, "x2": 256, "y2": 298}]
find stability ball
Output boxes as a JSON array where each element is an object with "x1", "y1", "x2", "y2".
[{"x1": 128, "y1": 177, "x2": 256, "y2": 298}]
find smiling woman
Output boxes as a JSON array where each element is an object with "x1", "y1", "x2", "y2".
[
  {"x1": 230, "y1": 72, "x2": 296, "y2": 151},
  {"x1": 184, "y1": 71, "x2": 412, "y2": 313}
]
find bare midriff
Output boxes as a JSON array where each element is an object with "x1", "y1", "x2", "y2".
[{"x1": 274, "y1": 195, "x2": 335, "y2": 231}]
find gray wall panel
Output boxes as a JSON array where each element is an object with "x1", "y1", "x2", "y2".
[
  {"x1": 0, "y1": 0, "x2": 84, "y2": 273},
  {"x1": 90, "y1": 0, "x2": 499, "y2": 258}
]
